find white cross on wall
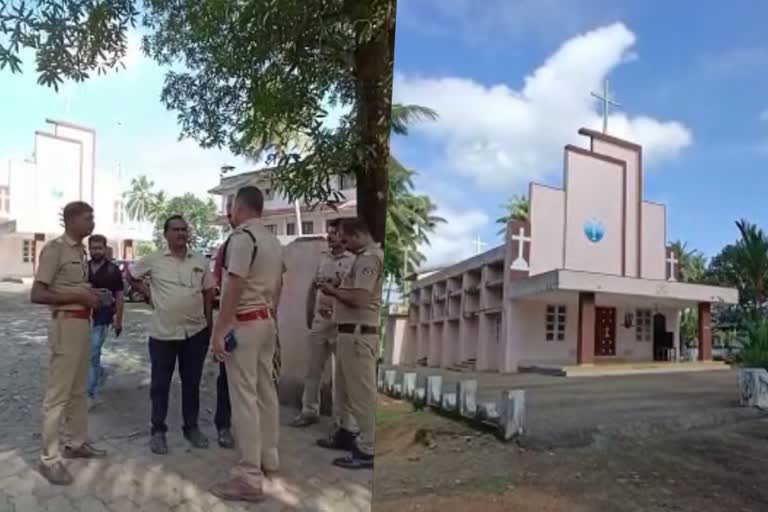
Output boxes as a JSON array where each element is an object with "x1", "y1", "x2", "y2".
[
  {"x1": 591, "y1": 78, "x2": 621, "y2": 134},
  {"x1": 510, "y1": 227, "x2": 531, "y2": 271},
  {"x1": 667, "y1": 251, "x2": 678, "y2": 282}
]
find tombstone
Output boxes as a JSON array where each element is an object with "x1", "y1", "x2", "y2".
[
  {"x1": 500, "y1": 390, "x2": 526, "y2": 440},
  {"x1": 414, "y1": 387, "x2": 426, "y2": 403},
  {"x1": 477, "y1": 401, "x2": 500, "y2": 421},
  {"x1": 457, "y1": 380, "x2": 478, "y2": 418},
  {"x1": 403, "y1": 372, "x2": 417, "y2": 399},
  {"x1": 393, "y1": 383, "x2": 403, "y2": 397},
  {"x1": 384, "y1": 370, "x2": 397, "y2": 394},
  {"x1": 441, "y1": 392, "x2": 458, "y2": 413},
  {"x1": 739, "y1": 368, "x2": 768, "y2": 409},
  {"x1": 426, "y1": 375, "x2": 443, "y2": 406},
  {"x1": 377, "y1": 367, "x2": 385, "y2": 391}
]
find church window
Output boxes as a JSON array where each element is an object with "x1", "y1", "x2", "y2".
[
  {"x1": 635, "y1": 309, "x2": 652, "y2": 342},
  {"x1": 545, "y1": 305, "x2": 566, "y2": 341}
]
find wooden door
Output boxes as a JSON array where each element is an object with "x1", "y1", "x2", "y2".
[{"x1": 594, "y1": 307, "x2": 617, "y2": 356}]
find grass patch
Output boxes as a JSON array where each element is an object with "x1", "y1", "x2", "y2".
[
  {"x1": 376, "y1": 399, "x2": 427, "y2": 427},
  {"x1": 457, "y1": 474, "x2": 513, "y2": 495}
]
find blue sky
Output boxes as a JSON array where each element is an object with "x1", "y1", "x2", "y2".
[
  {"x1": 0, "y1": 34, "x2": 252, "y2": 200},
  {"x1": 2, "y1": 1, "x2": 768, "y2": 269},
  {"x1": 393, "y1": 0, "x2": 768, "y2": 267}
]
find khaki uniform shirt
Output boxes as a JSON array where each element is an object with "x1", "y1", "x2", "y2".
[
  {"x1": 34, "y1": 234, "x2": 90, "y2": 312},
  {"x1": 222, "y1": 218, "x2": 284, "y2": 312},
  {"x1": 334, "y1": 242, "x2": 384, "y2": 326},
  {"x1": 313, "y1": 250, "x2": 355, "y2": 322},
  {"x1": 130, "y1": 250, "x2": 215, "y2": 340}
]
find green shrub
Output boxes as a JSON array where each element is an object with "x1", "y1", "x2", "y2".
[{"x1": 737, "y1": 317, "x2": 768, "y2": 369}]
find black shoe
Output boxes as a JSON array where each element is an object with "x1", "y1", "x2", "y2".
[
  {"x1": 316, "y1": 428, "x2": 358, "y2": 452},
  {"x1": 150, "y1": 432, "x2": 168, "y2": 455},
  {"x1": 218, "y1": 428, "x2": 235, "y2": 449},
  {"x1": 184, "y1": 427, "x2": 209, "y2": 449},
  {"x1": 332, "y1": 453, "x2": 374, "y2": 470}
]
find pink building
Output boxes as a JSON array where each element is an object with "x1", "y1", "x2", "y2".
[{"x1": 398, "y1": 128, "x2": 739, "y2": 375}]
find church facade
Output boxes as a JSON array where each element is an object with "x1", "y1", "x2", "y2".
[{"x1": 400, "y1": 128, "x2": 739, "y2": 374}]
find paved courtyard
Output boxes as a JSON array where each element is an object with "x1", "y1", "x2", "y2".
[{"x1": 0, "y1": 283, "x2": 372, "y2": 512}]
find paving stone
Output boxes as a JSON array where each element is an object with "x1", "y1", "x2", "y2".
[
  {"x1": 42, "y1": 495, "x2": 76, "y2": 512},
  {"x1": 0, "y1": 291, "x2": 371, "y2": 512}
]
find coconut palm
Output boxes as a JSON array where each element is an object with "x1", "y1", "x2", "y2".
[
  {"x1": 495, "y1": 194, "x2": 529, "y2": 235},
  {"x1": 124, "y1": 175, "x2": 166, "y2": 223},
  {"x1": 669, "y1": 240, "x2": 707, "y2": 283},
  {"x1": 391, "y1": 104, "x2": 439, "y2": 136}
]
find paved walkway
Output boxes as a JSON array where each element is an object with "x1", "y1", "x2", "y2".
[{"x1": 0, "y1": 283, "x2": 372, "y2": 511}]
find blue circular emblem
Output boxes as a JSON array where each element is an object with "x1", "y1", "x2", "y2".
[{"x1": 584, "y1": 218, "x2": 605, "y2": 243}]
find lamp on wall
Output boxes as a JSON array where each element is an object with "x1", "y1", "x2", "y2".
[{"x1": 624, "y1": 312, "x2": 634, "y2": 329}]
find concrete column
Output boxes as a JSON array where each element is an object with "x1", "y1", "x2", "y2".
[
  {"x1": 577, "y1": 292, "x2": 596, "y2": 365},
  {"x1": 697, "y1": 302, "x2": 713, "y2": 361}
]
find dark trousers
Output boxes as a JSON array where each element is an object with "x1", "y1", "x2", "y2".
[
  {"x1": 148, "y1": 327, "x2": 209, "y2": 435},
  {"x1": 215, "y1": 362, "x2": 231, "y2": 431}
]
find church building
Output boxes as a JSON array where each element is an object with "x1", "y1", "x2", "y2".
[{"x1": 400, "y1": 128, "x2": 739, "y2": 375}]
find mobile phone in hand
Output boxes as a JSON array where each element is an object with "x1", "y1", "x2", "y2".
[{"x1": 224, "y1": 330, "x2": 237, "y2": 353}]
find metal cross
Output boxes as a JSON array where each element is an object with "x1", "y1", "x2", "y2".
[{"x1": 591, "y1": 78, "x2": 621, "y2": 134}]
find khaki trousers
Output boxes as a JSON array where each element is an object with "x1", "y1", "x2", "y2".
[
  {"x1": 301, "y1": 320, "x2": 358, "y2": 432},
  {"x1": 227, "y1": 318, "x2": 279, "y2": 489},
  {"x1": 336, "y1": 330, "x2": 378, "y2": 456},
  {"x1": 41, "y1": 316, "x2": 91, "y2": 467}
]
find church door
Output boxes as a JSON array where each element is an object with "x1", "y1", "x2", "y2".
[{"x1": 594, "y1": 307, "x2": 617, "y2": 356}]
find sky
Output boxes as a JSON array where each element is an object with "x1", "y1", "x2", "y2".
[
  {"x1": 2, "y1": 1, "x2": 768, "y2": 270},
  {"x1": 392, "y1": 0, "x2": 768, "y2": 268}
]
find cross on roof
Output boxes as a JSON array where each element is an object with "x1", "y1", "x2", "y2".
[
  {"x1": 667, "y1": 251, "x2": 679, "y2": 282},
  {"x1": 591, "y1": 78, "x2": 621, "y2": 134},
  {"x1": 473, "y1": 235, "x2": 488, "y2": 254}
]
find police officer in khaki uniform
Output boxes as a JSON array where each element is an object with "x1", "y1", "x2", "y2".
[
  {"x1": 317, "y1": 217, "x2": 383, "y2": 470},
  {"x1": 210, "y1": 186, "x2": 284, "y2": 503},
  {"x1": 291, "y1": 218, "x2": 356, "y2": 429},
  {"x1": 31, "y1": 201, "x2": 107, "y2": 485}
]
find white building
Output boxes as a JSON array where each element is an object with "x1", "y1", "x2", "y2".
[
  {"x1": 0, "y1": 119, "x2": 150, "y2": 280},
  {"x1": 208, "y1": 168, "x2": 358, "y2": 245}
]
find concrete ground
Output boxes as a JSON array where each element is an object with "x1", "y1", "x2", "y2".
[
  {"x1": 388, "y1": 365, "x2": 766, "y2": 448},
  {"x1": 0, "y1": 283, "x2": 371, "y2": 512}
]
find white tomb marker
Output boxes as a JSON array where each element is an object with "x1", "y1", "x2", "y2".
[
  {"x1": 667, "y1": 251, "x2": 678, "y2": 282},
  {"x1": 591, "y1": 78, "x2": 621, "y2": 134},
  {"x1": 510, "y1": 226, "x2": 531, "y2": 271}
]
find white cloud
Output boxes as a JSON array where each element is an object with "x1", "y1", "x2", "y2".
[
  {"x1": 760, "y1": 108, "x2": 768, "y2": 122},
  {"x1": 419, "y1": 207, "x2": 491, "y2": 268},
  {"x1": 393, "y1": 22, "x2": 693, "y2": 188}
]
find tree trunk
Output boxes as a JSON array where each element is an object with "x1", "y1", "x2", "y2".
[{"x1": 350, "y1": 0, "x2": 397, "y2": 245}]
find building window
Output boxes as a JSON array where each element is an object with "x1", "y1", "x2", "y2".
[
  {"x1": 635, "y1": 309, "x2": 652, "y2": 342},
  {"x1": 265, "y1": 224, "x2": 277, "y2": 234},
  {"x1": 113, "y1": 200, "x2": 125, "y2": 225},
  {"x1": 545, "y1": 305, "x2": 566, "y2": 341},
  {"x1": 22, "y1": 240, "x2": 32, "y2": 263},
  {"x1": 0, "y1": 185, "x2": 9, "y2": 214},
  {"x1": 302, "y1": 221, "x2": 314, "y2": 235},
  {"x1": 286, "y1": 222, "x2": 296, "y2": 236}
]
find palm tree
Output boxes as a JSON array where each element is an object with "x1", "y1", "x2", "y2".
[
  {"x1": 124, "y1": 175, "x2": 165, "y2": 223},
  {"x1": 391, "y1": 104, "x2": 439, "y2": 136},
  {"x1": 495, "y1": 194, "x2": 529, "y2": 235}
]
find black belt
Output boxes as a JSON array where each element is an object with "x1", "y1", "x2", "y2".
[{"x1": 338, "y1": 324, "x2": 379, "y2": 335}]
